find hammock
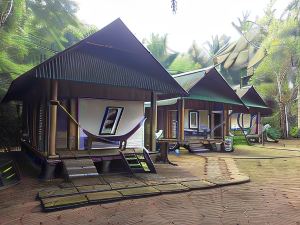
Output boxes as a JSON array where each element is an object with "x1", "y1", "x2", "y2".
[{"x1": 51, "y1": 100, "x2": 146, "y2": 150}]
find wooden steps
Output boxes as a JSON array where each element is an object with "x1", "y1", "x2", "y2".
[
  {"x1": 120, "y1": 149, "x2": 156, "y2": 174},
  {"x1": 63, "y1": 158, "x2": 99, "y2": 179},
  {"x1": 0, "y1": 160, "x2": 20, "y2": 190},
  {"x1": 185, "y1": 136, "x2": 224, "y2": 153}
]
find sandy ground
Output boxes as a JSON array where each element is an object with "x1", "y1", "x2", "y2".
[{"x1": 1, "y1": 142, "x2": 300, "y2": 225}]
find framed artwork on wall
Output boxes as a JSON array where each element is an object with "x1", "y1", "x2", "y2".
[
  {"x1": 189, "y1": 111, "x2": 199, "y2": 129},
  {"x1": 99, "y1": 107, "x2": 124, "y2": 135}
]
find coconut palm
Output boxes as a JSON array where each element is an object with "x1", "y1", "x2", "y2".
[
  {"x1": 188, "y1": 41, "x2": 210, "y2": 67},
  {"x1": 143, "y1": 33, "x2": 178, "y2": 69}
]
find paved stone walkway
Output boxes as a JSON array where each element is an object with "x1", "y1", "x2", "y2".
[{"x1": 35, "y1": 153, "x2": 249, "y2": 211}]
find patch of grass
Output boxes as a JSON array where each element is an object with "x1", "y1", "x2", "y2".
[{"x1": 233, "y1": 136, "x2": 249, "y2": 146}]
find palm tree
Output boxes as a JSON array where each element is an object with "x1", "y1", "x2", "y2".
[
  {"x1": 187, "y1": 41, "x2": 210, "y2": 67},
  {"x1": 143, "y1": 33, "x2": 178, "y2": 69},
  {"x1": 281, "y1": 0, "x2": 300, "y2": 21},
  {"x1": 205, "y1": 35, "x2": 231, "y2": 58},
  {"x1": 0, "y1": 0, "x2": 87, "y2": 76}
]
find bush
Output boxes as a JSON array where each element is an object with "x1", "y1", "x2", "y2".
[
  {"x1": 262, "y1": 113, "x2": 281, "y2": 130},
  {"x1": 266, "y1": 127, "x2": 281, "y2": 140},
  {"x1": 290, "y1": 127, "x2": 300, "y2": 138}
]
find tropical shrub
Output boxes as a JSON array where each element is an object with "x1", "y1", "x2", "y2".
[
  {"x1": 266, "y1": 127, "x2": 282, "y2": 140},
  {"x1": 290, "y1": 127, "x2": 300, "y2": 138}
]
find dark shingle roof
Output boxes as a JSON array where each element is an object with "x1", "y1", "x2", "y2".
[{"x1": 174, "y1": 67, "x2": 246, "y2": 106}]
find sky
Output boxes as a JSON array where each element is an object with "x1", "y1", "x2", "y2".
[{"x1": 75, "y1": 0, "x2": 287, "y2": 53}]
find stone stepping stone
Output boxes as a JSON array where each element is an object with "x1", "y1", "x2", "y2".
[
  {"x1": 118, "y1": 186, "x2": 160, "y2": 198},
  {"x1": 41, "y1": 194, "x2": 88, "y2": 211},
  {"x1": 153, "y1": 183, "x2": 190, "y2": 193},
  {"x1": 180, "y1": 180, "x2": 216, "y2": 190},
  {"x1": 72, "y1": 177, "x2": 105, "y2": 186},
  {"x1": 77, "y1": 184, "x2": 111, "y2": 193},
  {"x1": 110, "y1": 180, "x2": 147, "y2": 190},
  {"x1": 38, "y1": 187, "x2": 78, "y2": 199},
  {"x1": 86, "y1": 190, "x2": 123, "y2": 203}
]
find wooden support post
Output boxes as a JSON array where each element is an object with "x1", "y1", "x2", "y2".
[
  {"x1": 49, "y1": 80, "x2": 58, "y2": 158},
  {"x1": 210, "y1": 107, "x2": 214, "y2": 139},
  {"x1": 150, "y1": 92, "x2": 157, "y2": 152},
  {"x1": 68, "y1": 99, "x2": 78, "y2": 150},
  {"x1": 178, "y1": 98, "x2": 185, "y2": 142},
  {"x1": 257, "y1": 112, "x2": 263, "y2": 145},
  {"x1": 223, "y1": 105, "x2": 230, "y2": 138},
  {"x1": 164, "y1": 108, "x2": 169, "y2": 139}
]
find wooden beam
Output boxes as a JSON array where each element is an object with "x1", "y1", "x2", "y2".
[
  {"x1": 210, "y1": 105, "x2": 214, "y2": 139},
  {"x1": 150, "y1": 92, "x2": 157, "y2": 152},
  {"x1": 223, "y1": 105, "x2": 230, "y2": 137},
  {"x1": 257, "y1": 112, "x2": 263, "y2": 145},
  {"x1": 49, "y1": 80, "x2": 58, "y2": 158},
  {"x1": 67, "y1": 98, "x2": 78, "y2": 150},
  {"x1": 177, "y1": 98, "x2": 185, "y2": 142},
  {"x1": 164, "y1": 108, "x2": 169, "y2": 139}
]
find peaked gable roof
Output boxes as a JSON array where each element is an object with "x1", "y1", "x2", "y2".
[
  {"x1": 174, "y1": 67, "x2": 245, "y2": 106},
  {"x1": 236, "y1": 86, "x2": 271, "y2": 115},
  {"x1": 3, "y1": 18, "x2": 187, "y2": 102}
]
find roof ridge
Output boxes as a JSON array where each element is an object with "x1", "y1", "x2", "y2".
[{"x1": 172, "y1": 66, "x2": 213, "y2": 78}]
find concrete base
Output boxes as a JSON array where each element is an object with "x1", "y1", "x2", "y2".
[{"x1": 39, "y1": 160, "x2": 61, "y2": 180}]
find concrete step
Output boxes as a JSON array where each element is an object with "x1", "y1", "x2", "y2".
[{"x1": 63, "y1": 158, "x2": 99, "y2": 180}]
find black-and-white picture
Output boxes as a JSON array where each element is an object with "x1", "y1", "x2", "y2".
[
  {"x1": 189, "y1": 111, "x2": 199, "y2": 129},
  {"x1": 99, "y1": 107, "x2": 124, "y2": 135}
]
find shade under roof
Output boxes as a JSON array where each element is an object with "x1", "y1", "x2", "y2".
[{"x1": 2, "y1": 18, "x2": 187, "y2": 102}]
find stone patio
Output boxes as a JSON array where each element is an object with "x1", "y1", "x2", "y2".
[{"x1": 35, "y1": 151, "x2": 249, "y2": 211}]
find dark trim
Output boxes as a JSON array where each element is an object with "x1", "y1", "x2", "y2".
[
  {"x1": 188, "y1": 110, "x2": 199, "y2": 130},
  {"x1": 99, "y1": 106, "x2": 124, "y2": 135}
]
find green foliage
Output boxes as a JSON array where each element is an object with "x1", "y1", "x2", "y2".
[
  {"x1": 0, "y1": 0, "x2": 91, "y2": 77},
  {"x1": 266, "y1": 127, "x2": 282, "y2": 140},
  {"x1": 143, "y1": 33, "x2": 178, "y2": 69},
  {"x1": 290, "y1": 126, "x2": 300, "y2": 137},
  {"x1": 233, "y1": 135, "x2": 250, "y2": 146},
  {"x1": 187, "y1": 41, "x2": 210, "y2": 67},
  {"x1": 262, "y1": 113, "x2": 281, "y2": 130},
  {"x1": 0, "y1": 0, "x2": 92, "y2": 147},
  {"x1": 205, "y1": 35, "x2": 231, "y2": 57},
  {"x1": 169, "y1": 54, "x2": 201, "y2": 74}
]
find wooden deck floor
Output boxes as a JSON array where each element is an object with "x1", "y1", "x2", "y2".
[{"x1": 57, "y1": 148, "x2": 145, "y2": 160}]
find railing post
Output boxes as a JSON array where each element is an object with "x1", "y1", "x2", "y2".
[
  {"x1": 150, "y1": 92, "x2": 157, "y2": 152},
  {"x1": 49, "y1": 80, "x2": 58, "y2": 158},
  {"x1": 178, "y1": 98, "x2": 185, "y2": 142}
]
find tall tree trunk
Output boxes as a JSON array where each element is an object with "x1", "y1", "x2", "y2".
[
  {"x1": 298, "y1": 87, "x2": 300, "y2": 129},
  {"x1": 279, "y1": 102, "x2": 288, "y2": 138}
]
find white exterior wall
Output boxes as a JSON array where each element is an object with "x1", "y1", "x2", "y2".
[{"x1": 78, "y1": 98, "x2": 144, "y2": 149}]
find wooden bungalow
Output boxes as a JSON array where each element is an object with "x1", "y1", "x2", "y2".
[
  {"x1": 1, "y1": 19, "x2": 187, "y2": 179},
  {"x1": 145, "y1": 67, "x2": 247, "y2": 152},
  {"x1": 231, "y1": 86, "x2": 271, "y2": 142}
]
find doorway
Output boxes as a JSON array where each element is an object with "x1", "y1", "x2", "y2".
[{"x1": 212, "y1": 112, "x2": 223, "y2": 138}]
